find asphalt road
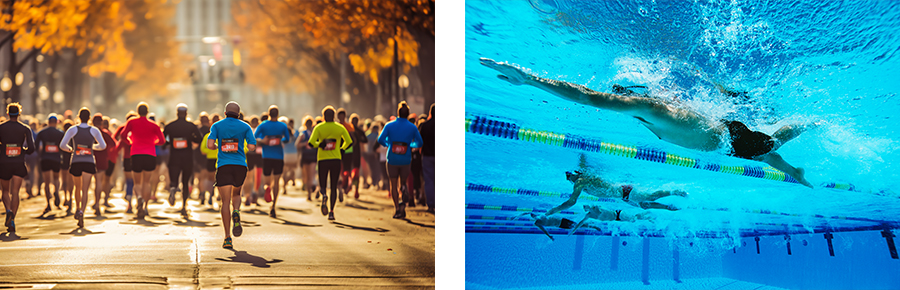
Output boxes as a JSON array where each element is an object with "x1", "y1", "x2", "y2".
[{"x1": 0, "y1": 183, "x2": 435, "y2": 289}]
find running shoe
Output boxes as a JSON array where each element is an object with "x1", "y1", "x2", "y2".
[
  {"x1": 168, "y1": 188, "x2": 176, "y2": 206},
  {"x1": 328, "y1": 212, "x2": 335, "y2": 221},
  {"x1": 7, "y1": 220, "x2": 14, "y2": 233},
  {"x1": 180, "y1": 208, "x2": 188, "y2": 217},
  {"x1": 392, "y1": 211, "x2": 404, "y2": 219},
  {"x1": 208, "y1": 193, "x2": 213, "y2": 205},
  {"x1": 54, "y1": 192, "x2": 61, "y2": 208},
  {"x1": 354, "y1": 191, "x2": 360, "y2": 199},
  {"x1": 199, "y1": 191, "x2": 206, "y2": 205},
  {"x1": 43, "y1": 205, "x2": 52, "y2": 215},
  {"x1": 223, "y1": 237, "x2": 233, "y2": 249},
  {"x1": 338, "y1": 188, "x2": 344, "y2": 203},
  {"x1": 76, "y1": 211, "x2": 84, "y2": 228},
  {"x1": 126, "y1": 204, "x2": 133, "y2": 214},
  {"x1": 4, "y1": 210, "x2": 11, "y2": 227},
  {"x1": 269, "y1": 208, "x2": 276, "y2": 218},
  {"x1": 320, "y1": 195, "x2": 329, "y2": 216},
  {"x1": 232, "y1": 210, "x2": 243, "y2": 237}
]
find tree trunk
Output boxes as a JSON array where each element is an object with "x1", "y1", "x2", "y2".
[{"x1": 416, "y1": 30, "x2": 435, "y2": 110}]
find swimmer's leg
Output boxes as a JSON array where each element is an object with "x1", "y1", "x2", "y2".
[
  {"x1": 569, "y1": 216, "x2": 591, "y2": 236},
  {"x1": 757, "y1": 152, "x2": 812, "y2": 188},
  {"x1": 639, "y1": 201, "x2": 677, "y2": 211},
  {"x1": 771, "y1": 123, "x2": 819, "y2": 150}
]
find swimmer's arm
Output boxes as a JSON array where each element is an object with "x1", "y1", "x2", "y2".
[
  {"x1": 568, "y1": 216, "x2": 590, "y2": 236},
  {"x1": 546, "y1": 181, "x2": 585, "y2": 216},
  {"x1": 525, "y1": 76, "x2": 639, "y2": 113},
  {"x1": 536, "y1": 223, "x2": 554, "y2": 241}
]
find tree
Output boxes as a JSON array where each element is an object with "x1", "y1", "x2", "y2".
[{"x1": 230, "y1": 0, "x2": 435, "y2": 116}]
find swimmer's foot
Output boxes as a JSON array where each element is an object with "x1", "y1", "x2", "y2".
[{"x1": 795, "y1": 167, "x2": 813, "y2": 188}]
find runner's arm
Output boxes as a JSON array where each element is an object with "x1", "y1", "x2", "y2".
[
  {"x1": 307, "y1": 127, "x2": 320, "y2": 148},
  {"x1": 59, "y1": 127, "x2": 76, "y2": 152},
  {"x1": 339, "y1": 128, "x2": 353, "y2": 151},
  {"x1": 24, "y1": 128, "x2": 36, "y2": 154},
  {"x1": 245, "y1": 125, "x2": 257, "y2": 151},
  {"x1": 90, "y1": 127, "x2": 107, "y2": 151}
]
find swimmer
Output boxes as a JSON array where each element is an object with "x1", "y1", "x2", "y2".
[
  {"x1": 544, "y1": 168, "x2": 686, "y2": 217},
  {"x1": 519, "y1": 212, "x2": 577, "y2": 241},
  {"x1": 569, "y1": 204, "x2": 656, "y2": 234},
  {"x1": 480, "y1": 57, "x2": 816, "y2": 188}
]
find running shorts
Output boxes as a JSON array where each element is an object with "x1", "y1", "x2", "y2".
[{"x1": 215, "y1": 165, "x2": 247, "y2": 187}]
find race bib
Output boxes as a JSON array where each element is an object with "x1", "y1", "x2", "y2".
[
  {"x1": 45, "y1": 143, "x2": 59, "y2": 153},
  {"x1": 173, "y1": 138, "x2": 188, "y2": 149},
  {"x1": 268, "y1": 138, "x2": 281, "y2": 146},
  {"x1": 5, "y1": 144, "x2": 21, "y2": 157},
  {"x1": 323, "y1": 139, "x2": 337, "y2": 151},
  {"x1": 75, "y1": 144, "x2": 92, "y2": 156},
  {"x1": 391, "y1": 142, "x2": 409, "y2": 155},
  {"x1": 221, "y1": 138, "x2": 239, "y2": 153},
  {"x1": 255, "y1": 146, "x2": 263, "y2": 154}
]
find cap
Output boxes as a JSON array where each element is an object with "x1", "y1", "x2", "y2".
[
  {"x1": 176, "y1": 103, "x2": 188, "y2": 112},
  {"x1": 48, "y1": 115, "x2": 58, "y2": 121}
]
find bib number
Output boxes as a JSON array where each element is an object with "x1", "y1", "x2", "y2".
[
  {"x1": 5, "y1": 144, "x2": 21, "y2": 157},
  {"x1": 173, "y1": 138, "x2": 188, "y2": 149},
  {"x1": 391, "y1": 142, "x2": 408, "y2": 155},
  {"x1": 221, "y1": 139, "x2": 239, "y2": 153},
  {"x1": 255, "y1": 146, "x2": 263, "y2": 154},
  {"x1": 268, "y1": 138, "x2": 281, "y2": 146},
  {"x1": 323, "y1": 139, "x2": 337, "y2": 151},
  {"x1": 45, "y1": 144, "x2": 59, "y2": 153},
  {"x1": 75, "y1": 144, "x2": 92, "y2": 156}
]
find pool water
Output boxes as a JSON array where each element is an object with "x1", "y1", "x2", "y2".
[{"x1": 464, "y1": 1, "x2": 900, "y2": 289}]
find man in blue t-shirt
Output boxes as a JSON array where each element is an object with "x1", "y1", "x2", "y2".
[
  {"x1": 377, "y1": 101, "x2": 423, "y2": 219},
  {"x1": 253, "y1": 105, "x2": 292, "y2": 218},
  {"x1": 207, "y1": 101, "x2": 257, "y2": 249}
]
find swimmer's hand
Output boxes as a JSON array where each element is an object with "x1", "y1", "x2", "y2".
[{"x1": 479, "y1": 57, "x2": 530, "y2": 86}]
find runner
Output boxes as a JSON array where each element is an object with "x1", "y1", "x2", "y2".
[
  {"x1": 164, "y1": 104, "x2": 203, "y2": 216},
  {"x1": 348, "y1": 113, "x2": 368, "y2": 199},
  {"x1": 118, "y1": 103, "x2": 165, "y2": 219},
  {"x1": 24, "y1": 120, "x2": 39, "y2": 198},
  {"x1": 35, "y1": 115, "x2": 64, "y2": 214},
  {"x1": 419, "y1": 104, "x2": 435, "y2": 213},
  {"x1": 253, "y1": 105, "x2": 292, "y2": 218},
  {"x1": 89, "y1": 113, "x2": 115, "y2": 215},
  {"x1": 281, "y1": 117, "x2": 299, "y2": 190},
  {"x1": 196, "y1": 112, "x2": 214, "y2": 206},
  {"x1": 0, "y1": 103, "x2": 35, "y2": 232},
  {"x1": 308, "y1": 106, "x2": 352, "y2": 221},
  {"x1": 114, "y1": 112, "x2": 139, "y2": 213},
  {"x1": 336, "y1": 109, "x2": 355, "y2": 202},
  {"x1": 207, "y1": 101, "x2": 256, "y2": 248},
  {"x1": 245, "y1": 115, "x2": 263, "y2": 205},
  {"x1": 60, "y1": 108, "x2": 107, "y2": 227},
  {"x1": 99, "y1": 116, "x2": 118, "y2": 207},
  {"x1": 296, "y1": 116, "x2": 318, "y2": 201},
  {"x1": 377, "y1": 102, "x2": 424, "y2": 219},
  {"x1": 60, "y1": 120, "x2": 74, "y2": 215}
]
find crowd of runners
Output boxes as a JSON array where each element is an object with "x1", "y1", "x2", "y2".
[{"x1": 0, "y1": 100, "x2": 435, "y2": 248}]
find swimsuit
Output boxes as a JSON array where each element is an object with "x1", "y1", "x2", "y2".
[{"x1": 723, "y1": 120, "x2": 774, "y2": 159}]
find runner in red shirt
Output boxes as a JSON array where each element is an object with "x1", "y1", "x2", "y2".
[{"x1": 119, "y1": 103, "x2": 165, "y2": 219}]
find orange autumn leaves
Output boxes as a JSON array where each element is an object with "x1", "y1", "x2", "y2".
[
  {"x1": 231, "y1": 0, "x2": 434, "y2": 94},
  {"x1": 0, "y1": 0, "x2": 184, "y2": 100}
]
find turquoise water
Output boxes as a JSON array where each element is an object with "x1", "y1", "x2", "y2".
[{"x1": 465, "y1": 1, "x2": 900, "y2": 289}]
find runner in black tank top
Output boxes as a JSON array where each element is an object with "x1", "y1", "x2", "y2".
[
  {"x1": 35, "y1": 115, "x2": 64, "y2": 214},
  {"x1": 164, "y1": 104, "x2": 203, "y2": 215},
  {"x1": 0, "y1": 103, "x2": 36, "y2": 233}
]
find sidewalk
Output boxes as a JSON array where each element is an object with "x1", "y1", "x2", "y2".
[{"x1": 0, "y1": 183, "x2": 435, "y2": 289}]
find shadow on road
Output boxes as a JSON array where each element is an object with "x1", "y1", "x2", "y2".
[
  {"x1": 345, "y1": 203, "x2": 382, "y2": 211},
  {"x1": 119, "y1": 218, "x2": 166, "y2": 227},
  {"x1": 245, "y1": 209, "x2": 269, "y2": 216},
  {"x1": 404, "y1": 219, "x2": 435, "y2": 229},
  {"x1": 0, "y1": 232, "x2": 28, "y2": 241},
  {"x1": 276, "y1": 207, "x2": 310, "y2": 214},
  {"x1": 333, "y1": 222, "x2": 390, "y2": 233},
  {"x1": 172, "y1": 218, "x2": 219, "y2": 227},
  {"x1": 271, "y1": 217, "x2": 322, "y2": 228},
  {"x1": 60, "y1": 228, "x2": 105, "y2": 236},
  {"x1": 215, "y1": 250, "x2": 284, "y2": 268}
]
